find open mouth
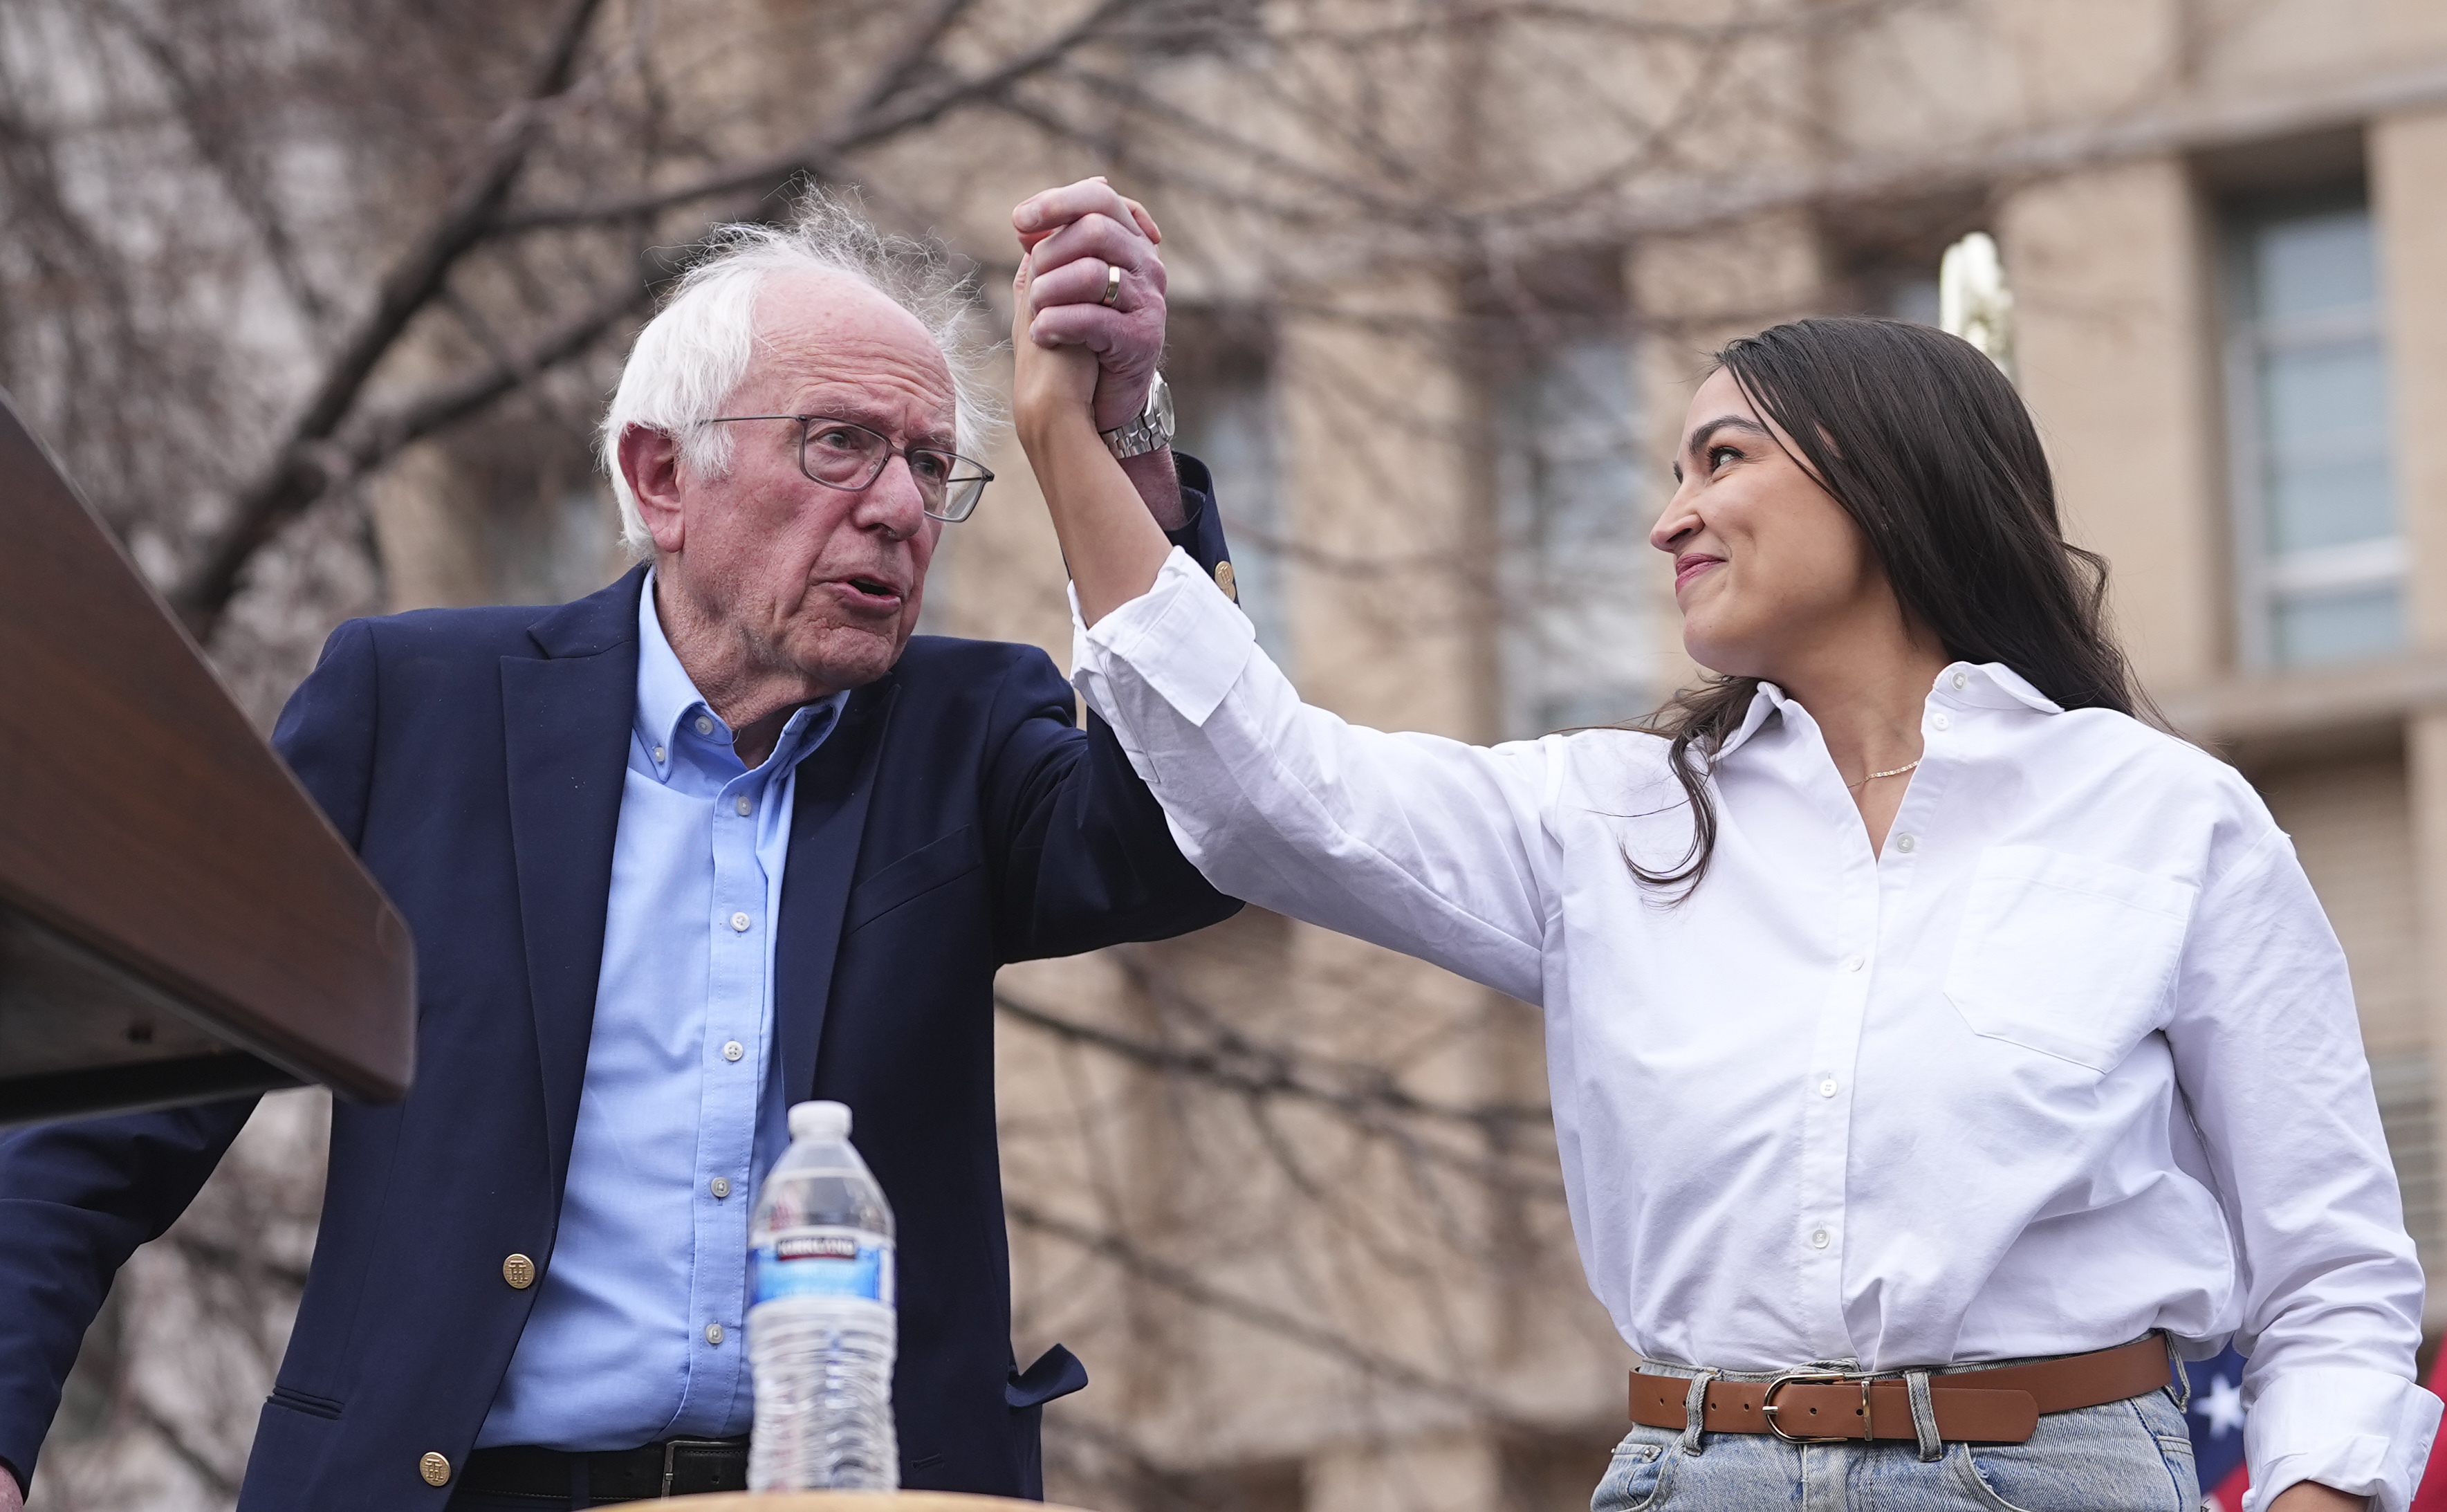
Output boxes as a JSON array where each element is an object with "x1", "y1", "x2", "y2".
[{"x1": 842, "y1": 575, "x2": 901, "y2": 605}]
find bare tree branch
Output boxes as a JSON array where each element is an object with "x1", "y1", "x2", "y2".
[
  {"x1": 995, "y1": 986, "x2": 1551, "y2": 1138},
  {"x1": 170, "y1": 0, "x2": 610, "y2": 636},
  {"x1": 1006, "y1": 1197, "x2": 1506, "y2": 1416},
  {"x1": 89, "y1": 0, "x2": 334, "y2": 330},
  {"x1": 487, "y1": 0, "x2": 1149, "y2": 235}
]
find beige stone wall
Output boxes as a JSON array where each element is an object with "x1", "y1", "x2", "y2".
[
  {"x1": 1024, "y1": 2, "x2": 2447, "y2": 1499},
  {"x1": 347, "y1": 1, "x2": 2447, "y2": 1507},
  {"x1": 2004, "y1": 156, "x2": 2227, "y2": 690}
]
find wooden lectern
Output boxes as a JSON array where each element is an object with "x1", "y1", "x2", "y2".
[{"x1": 0, "y1": 389, "x2": 414, "y2": 1126}]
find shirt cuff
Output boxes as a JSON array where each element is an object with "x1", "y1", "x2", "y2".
[
  {"x1": 1072, "y1": 547, "x2": 1257, "y2": 729},
  {"x1": 2243, "y1": 1366, "x2": 2442, "y2": 1512}
]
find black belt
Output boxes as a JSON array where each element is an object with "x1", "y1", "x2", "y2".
[{"x1": 461, "y1": 1437, "x2": 748, "y2": 1502}]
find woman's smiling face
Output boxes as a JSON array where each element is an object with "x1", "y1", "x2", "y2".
[{"x1": 1648, "y1": 365, "x2": 1896, "y2": 683}]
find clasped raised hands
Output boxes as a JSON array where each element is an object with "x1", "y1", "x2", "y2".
[{"x1": 1011, "y1": 177, "x2": 1166, "y2": 436}]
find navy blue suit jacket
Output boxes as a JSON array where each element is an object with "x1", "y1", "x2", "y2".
[{"x1": 0, "y1": 469, "x2": 1239, "y2": 1509}]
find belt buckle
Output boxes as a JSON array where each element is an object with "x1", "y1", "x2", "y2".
[
  {"x1": 1760, "y1": 1370, "x2": 1867, "y2": 1444},
  {"x1": 658, "y1": 1437, "x2": 738, "y2": 1497}
]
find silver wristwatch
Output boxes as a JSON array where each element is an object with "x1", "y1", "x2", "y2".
[{"x1": 1100, "y1": 371, "x2": 1174, "y2": 461}]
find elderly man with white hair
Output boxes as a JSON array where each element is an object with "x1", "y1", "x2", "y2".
[{"x1": 0, "y1": 181, "x2": 1239, "y2": 1512}]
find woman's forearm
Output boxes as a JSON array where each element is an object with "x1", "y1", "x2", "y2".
[
  {"x1": 1018, "y1": 403, "x2": 1172, "y2": 626},
  {"x1": 2266, "y1": 1483, "x2": 2365, "y2": 1512}
]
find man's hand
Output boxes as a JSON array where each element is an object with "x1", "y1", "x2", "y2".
[
  {"x1": 1, "y1": 1461, "x2": 23, "y2": 1512},
  {"x1": 1013, "y1": 178, "x2": 1167, "y2": 435}
]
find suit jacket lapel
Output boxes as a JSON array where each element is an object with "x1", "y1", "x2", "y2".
[
  {"x1": 501, "y1": 568, "x2": 645, "y2": 1188},
  {"x1": 775, "y1": 676, "x2": 899, "y2": 1106}
]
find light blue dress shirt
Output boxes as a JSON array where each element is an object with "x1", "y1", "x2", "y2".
[{"x1": 478, "y1": 573, "x2": 847, "y2": 1450}]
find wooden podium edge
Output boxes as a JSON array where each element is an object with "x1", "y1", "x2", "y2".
[
  {"x1": 0, "y1": 1050, "x2": 301, "y2": 1128},
  {"x1": 0, "y1": 874, "x2": 407, "y2": 1107},
  {"x1": 0, "y1": 386, "x2": 415, "y2": 1105}
]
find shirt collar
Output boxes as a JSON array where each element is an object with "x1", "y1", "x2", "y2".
[
  {"x1": 1712, "y1": 661, "x2": 2060, "y2": 762},
  {"x1": 1933, "y1": 661, "x2": 2065, "y2": 714},
  {"x1": 635, "y1": 570, "x2": 707, "y2": 772},
  {"x1": 635, "y1": 570, "x2": 848, "y2": 778},
  {"x1": 1714, "y1": 681, "x2": 1787, "y2": 761}
]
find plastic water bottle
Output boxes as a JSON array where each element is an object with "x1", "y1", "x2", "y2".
[{"x1": 748, "y1": 1100, "x2": 898, "y2": 1491}]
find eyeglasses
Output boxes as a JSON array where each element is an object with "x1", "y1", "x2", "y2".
[{"x1": 701, "y1": 414, "x2": 993, "y2": 522}]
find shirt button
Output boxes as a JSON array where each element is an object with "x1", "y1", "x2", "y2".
[
  {"x1": 1894, "y1": 833, "x2": 1918, "y2": 854},
  {"x1": 706, "y1": 1323, "x2": 726, "y2": 1346},
  {"x1": 1810, "y1": 1229, "x2": 1831, "y2": 1250},
  {"x1": 696, "y1": 715, "x2": 715, "y2": 736},
  {"x1": 723, "y1": 1040, "x2": 745, "y2": 1062},
  {"x1": 735, "y1": 795, "x2": 752, "y2": 816},
  {"x1": 1818, "y1": 1079, "x2": 1838, "y2": 1098},
  {"x1": 1930, "y1": 712, "x2": 1951, "y2": 731},
  {"x1": 711, "y1": 1177, "x2": 732, "y2": 1199},
  {"x1": 1951, "y1": 671, "x2": 1969, "y2": 690},
  {"x1": 652, "y1": 745, "x2": 666, "y2": 764},
  {"x1": 1841, "y1": 955, "x2": 1863, "y2": 972},
  {"x1": 730, "y1": 912, "x2": 751, "y2": 932}
]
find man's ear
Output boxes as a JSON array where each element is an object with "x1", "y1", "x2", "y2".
[{"x1": 619, "y1": 425, "x2": 687, "y2": 554}]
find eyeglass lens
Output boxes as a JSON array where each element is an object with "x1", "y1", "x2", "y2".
[{"x1": 802, "y1": 420, "x2": 986, "y2": 522}]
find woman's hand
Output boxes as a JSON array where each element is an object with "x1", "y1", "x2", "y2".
[
  {"x1": 1006, "y1": 204, "x2": 1174, "y2": 626},
  {"x1": 1010, "y1": 256, "x2": 1100, "y2": 448}
]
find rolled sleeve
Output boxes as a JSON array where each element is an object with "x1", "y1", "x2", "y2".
[
  {"x1": 2164, "y1": 823, "x2": 2439, "y2": 1511},
  {"x1": 2244, "y1": 1366, "x2": 2440, "y2": 1512},
  {"x1": 1074, "y1": 548, "x2": 1256, "y2": 729}
]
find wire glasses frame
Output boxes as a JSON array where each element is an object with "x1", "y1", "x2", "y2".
[{"x1": 702, "y1": 414, "x2": 992, "y2": 522}]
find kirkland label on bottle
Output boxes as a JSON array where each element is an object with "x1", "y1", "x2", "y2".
[{"x1": 752, "y1": 1227, "x2": 895, "y2": 1307}]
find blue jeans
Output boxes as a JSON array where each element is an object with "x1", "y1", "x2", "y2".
[{"x1": 1596, "y1": 1359, "x2": 2199, "y2": 1512}]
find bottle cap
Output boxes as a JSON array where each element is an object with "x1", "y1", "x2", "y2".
[{"x1": 789, "y1": 1100, "x2": 851, "y2": 1142}]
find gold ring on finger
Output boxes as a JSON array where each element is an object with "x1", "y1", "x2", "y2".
[{"x1": 1100, "y1": 262, "x2": 1123, "y2": 308}]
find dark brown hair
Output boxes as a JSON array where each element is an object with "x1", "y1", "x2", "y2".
[{"x1": 1634, "y1": 316, "x2": 2152, "y2": 894}]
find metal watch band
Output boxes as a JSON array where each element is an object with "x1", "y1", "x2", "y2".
[{"x1": 1100, "y1": 371, "x2": 1174, "y2": 461}]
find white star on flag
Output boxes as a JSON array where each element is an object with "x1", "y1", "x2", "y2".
[{"x1": 2198, "y1": 1375, "x2": 2246, "y2": 1438}]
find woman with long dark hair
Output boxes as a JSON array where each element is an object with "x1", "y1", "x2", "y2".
[{"x1": 1010, "y1": 187, "x2": 2435, "y2": 1511}]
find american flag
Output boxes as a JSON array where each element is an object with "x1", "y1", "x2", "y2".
[{"x1": 2184, "y1": 1347, "x2": 2251, "y2": 1512}]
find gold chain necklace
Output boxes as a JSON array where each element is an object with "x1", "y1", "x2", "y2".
[{"x1": 1845, "y1": 758, "x2": 1921, "y2": 791}]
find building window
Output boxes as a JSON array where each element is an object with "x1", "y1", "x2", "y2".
[
  {"x1": 1167, "y1": 311, "x2": 1293, "y2": 674},
  {"x1": 2225, "y1": 193, "x2": 2403, "y2": 668},
  {"x1": 1822, "y1": 190, "x2": 1988, "y2": 329},
  {"x1": 1494, "y1": 327, "x2": 1648, "y2": 738}
]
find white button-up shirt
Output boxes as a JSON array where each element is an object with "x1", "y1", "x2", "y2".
[{"x1": 1073, "y1": 548, "x2": 2440, "y2": 1512}]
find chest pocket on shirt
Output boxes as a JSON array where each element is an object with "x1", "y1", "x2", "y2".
[{"x1": 1941, "y1": 845, "x2": 2197, "y2": 1074}]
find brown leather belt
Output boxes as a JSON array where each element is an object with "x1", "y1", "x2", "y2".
[{"x1": 1628, "y1": 1334, "x2": 2170, "y2": 1446}]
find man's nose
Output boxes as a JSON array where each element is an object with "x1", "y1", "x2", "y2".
[{"x1": 855, "y1": 454, "x2": 930, "y2": 538}]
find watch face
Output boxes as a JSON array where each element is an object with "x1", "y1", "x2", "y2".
[{"x1": 1148, "y1": 371, "x2": 1175, "y2": 436}]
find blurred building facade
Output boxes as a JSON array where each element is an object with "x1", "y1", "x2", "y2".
[
  {"x1": 29, "y1": 1, "x2": 2447, "y2": 1510},
  {"x1": 371, "y1": 3, "x2": 2447, "y2": 1511},
  {"x1": 916, "y1": 4, "x2": 2447, "y2": 1511}
]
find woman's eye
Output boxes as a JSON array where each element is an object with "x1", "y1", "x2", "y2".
[{"x1": 1708, "y1": 445, "x2": 1742, "y2": 471}]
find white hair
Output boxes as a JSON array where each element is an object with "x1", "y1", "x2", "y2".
[{"x1": 598, "y1": 189, "x2": 1000, "y2": 557}]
